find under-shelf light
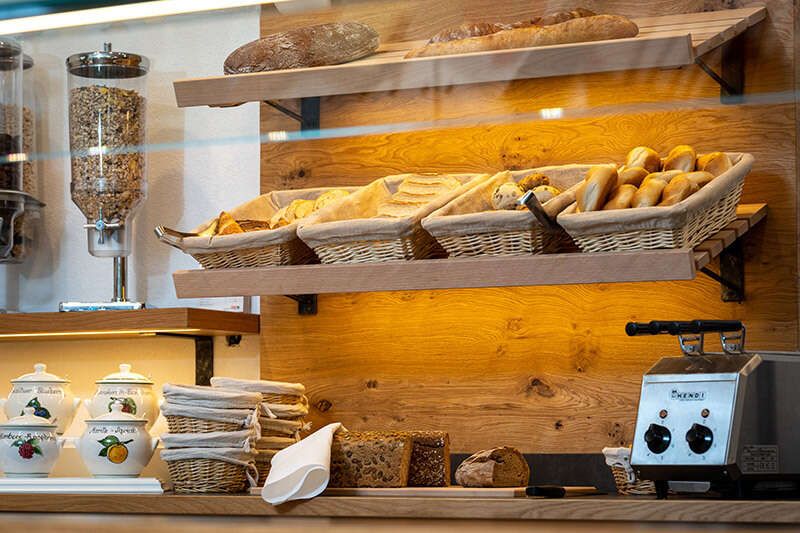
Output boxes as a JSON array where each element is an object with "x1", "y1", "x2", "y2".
[{"x1": 0, "y1": 328, "x2": 202, "y2": 340}]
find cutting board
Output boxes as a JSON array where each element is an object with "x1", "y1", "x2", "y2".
[{"x1": 322, "y1": 486, "x2": 528, "y2": 498}]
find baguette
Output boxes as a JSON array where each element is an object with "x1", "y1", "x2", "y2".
[
  {"x1": 617, "y1": 166, "x2": 648, "y2": 187},
  {"x1": 405, "y1": 15, "x2": 639, "y2": 59},
  {"x1": 625, "y1": 146, "x2": 661, "y2": 173},
  {"x1": 697, "y1": 152, "x2": 732, "y2": 176},
  {"x1": 658, "y1": 175, "x2": 697, "y2": 206},
  {"x1": 225, "y1": 22, "x2": 379, "y2": 74},
  {"x1": 603, "y1": 184, "x2": 637, "y2": 210},
  {"x1": 684, "y1": 170, "x2": 716, "y2": 189},
  {"x1": 662, "y1": 145, "x2": 696, "y2": 173},
  {"x1": 631, "y1": 178, "x2": 666, "y2": 208},
  {"x1": 576, "y1": 165, "x2": 617, "y2": 212}
]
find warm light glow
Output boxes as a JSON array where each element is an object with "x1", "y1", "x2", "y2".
[
  {"x1": 0, "y1": 328, "x2": 203, "y2": 340},
  {"x1": 539, "y1": 108, "x2": 564, "y2": 120},
  {"x1": 267, "y1": 130, "x2": 289, "y2": 142},
  {"x1": 0, "y1": 0, "x2": 295, "y2": 35}
]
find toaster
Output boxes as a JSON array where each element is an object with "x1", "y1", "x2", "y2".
[{"x1": 628, "y1": 320, "x2": 800, "y2": 498}]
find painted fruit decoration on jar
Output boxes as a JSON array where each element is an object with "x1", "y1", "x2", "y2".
[
  {"x1": 108, "y1": 397, "x2": 136, "y2": 415},
  {"x1": 13, "y1": 437, "x2": 42, "y2": 459},
  {"x1": 21, "y1": 398, "x2": 50, "y2": 419},
  {"x1": 98, "y1": 435, "x2": 133, "y2": 464}
]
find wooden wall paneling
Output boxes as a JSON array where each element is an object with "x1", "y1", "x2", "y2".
[{"x1": 258, "y1": 0, "x2": 797, "y2": 453}]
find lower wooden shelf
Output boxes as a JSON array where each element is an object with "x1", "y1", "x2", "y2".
[
  {"x1": 1, "y1": 492, "x2": 799, "y2": 524},
  {"x1": 172, "y1": 204, "x2": 766, "y2": 299}
]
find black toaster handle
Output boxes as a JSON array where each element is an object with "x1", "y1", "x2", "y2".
[{"x1": 625, "y1": 320, "x2": 744, "y2": 336}]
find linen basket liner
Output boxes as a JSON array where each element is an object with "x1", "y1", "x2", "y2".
[
  {"x1": 259, "y1": 417, "x2": 309, "y2": 434},
  {"x1": 161, "y1": 401, "x2": 260, "y2": 428},
  {"x1": 157, "y1": 186, "x2": 360, "y2": 255},
  {"x1": 161, "y1": 447, "x2": 259, "y2": 487},
  {"x1": 210, "y1": 376, "x2": 306, "y2": 396},
  {"x1": 296, "y1": 173, "x2": 489, "y2": 248},
  {"x1": 556, "y1": 154, "x2": 753, "y2": 235},
  {"x1": 263, "y1": 397, "x2": 310, "y2": 419},
  {"x1": 161, "y1": 429, "x2": 258, "y2": 451},
  {"x1": 162, "y1": 383, "x2": 262, "y2": 409},
  {"x1": 257, "y1": 435, "x2": 300, "y2": 450},
  {"x1": 422, "y1": 165, "x2": 587, "y2": 237}
]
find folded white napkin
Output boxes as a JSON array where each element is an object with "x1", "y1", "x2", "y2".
[{"x1": 261, "y1": 422, "x2": 341, "y2": 505}]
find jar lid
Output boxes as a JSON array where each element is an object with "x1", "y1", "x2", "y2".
[
  {"x1": 11, "y1": 363, "x2": 69, "y2": 384},
  {"x1": 0, "y1": 407, "x2": 57, "y2": 428},
  {"x1": 66, "y1": 42, "x2": 149, "y2": 79},
  {"x1": 97, "y1": 363, "x2": 153, "y2": 385},
  {"x1": 87, "y1": 400, "x2": 146, "y2": 424},
  {"x1": 0, "y1": 38, "x2": 21, "y2": 72}
]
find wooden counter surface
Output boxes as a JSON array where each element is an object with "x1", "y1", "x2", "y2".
[{"x1": 1, "y1": 493, "x2": 799, "y2": 525}]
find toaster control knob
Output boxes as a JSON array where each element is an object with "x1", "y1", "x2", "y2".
[
  {"x1": 686, "y1": 423, "x2": 713, "y2": 454},
  {"x1": 644, "y1": 423, "x2": 671, "y2": 454}
]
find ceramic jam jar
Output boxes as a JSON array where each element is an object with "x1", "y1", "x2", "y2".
[
  {"x1": 0, "y1": 407, "x2": 63, "y2": 477},
  {"x1": 78, "y1": 401, "x2": 157, "y2": 478},
  {"x1": 1, "y1": 363, "x2": 80, "y2": 434},
  {"x1": 85, "y1": 364, "x2": 158, "y2": 430}
]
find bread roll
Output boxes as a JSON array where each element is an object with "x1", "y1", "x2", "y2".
[
  {"x1": 284, "y1": 198, "x2": 315, "y2": 223},
  {"x1": 684, "y1": 171, "x2": 715, "y2": 189},
  {"x1": 216, "y1": 211, "x2": 244, "y2": 235},
  {"x1": 268, "y1": 205, "x2": 290, "y2": 229},
  {"x1": 313, "y1": 189, "x2": 350, "y2": 212},
  {"x1": 577, "y1": 165, "x2": 617, "y2": 212},
  {"x1": 517, "y1": 173, "x2": 549, "y2": 192},
  {"x1": 603, "y1": 184, "x2": 637, "y2": 210},
  {"x1": 662, "y1": 145, "x2": 697, "y2": 173},
  {"x1": 532, "y1": 184, "x2": 561, "y2": 204},
  {"x1": 625, "y1": 146, "x2": 661, "y2": 173},
  {"x1": 697, "y1": 152, "x2": 732, "y2": 176},
  {"x1": 617, "y1": 166, "x2": 648, "y2": 187},
  {"x1": 659, "y1": 175, "x2": 696, "y2": 206},
  {"x1": 631, "y1": 178, "x2": 667, "y2": 208},
  {"x1": 492, "y1": 181, "x2": 525, "y2": 210},
  {"x1": 643, "y1": 170, "x2": 683, "y2": 184}
]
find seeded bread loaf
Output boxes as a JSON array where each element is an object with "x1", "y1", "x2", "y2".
[
  {"x1": 330, "y1": 431, "x2": 413, "y2": 488},
  {"x1": 455, "y1": 446, "x2": 530, "y2": 487},
  {"x1": 406, "y1": 431, "x2": 450, "y2": 487}
]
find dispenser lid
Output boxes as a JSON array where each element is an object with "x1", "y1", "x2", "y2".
[
  {"x1": 23, "y1": 54, "x2": 33, "y2": 70},
  {"x1": 0, "y1": 407, "x2": 57, "y2": 428},
  {"x1": 87, "y1": 400, "x2": 146, "y2": 424},
  {"x1": 97, "y1": 363, "x2": 153, "y2": 385},
  {"x1": 0, "y1": 38, "x2": 21, "y2": 71},
  {"x1": 66, "y1": 42, "x2": 149, "y2": 79},
  {"x1": 11, "y1": 363, "x2": 69, "y2": 384}
]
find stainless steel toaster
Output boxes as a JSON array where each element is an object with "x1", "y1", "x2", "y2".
[{"x1": 628, "y1": 320, "x2": 800, "y2": 498}]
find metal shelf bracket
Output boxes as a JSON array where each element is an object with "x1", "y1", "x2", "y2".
[
  {"x1": 156, "y1": 332, "x2": 214, "y2": 385},
  {"x1": 287, "y1": 294, "x2": 318, "y2": 315},
  {"x1": 264, "y1": 96, "x2": 321, "y2": 130},
  {"x1": 699, "y1": 239, "x2": 745, "y2": 303},
  {"x1": 694, "y1": 32, "x2": 746, "y2": 104}
]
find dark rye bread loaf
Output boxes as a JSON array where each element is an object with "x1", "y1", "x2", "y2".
[
  {"x1": 455, "y1": 446, "x2": 530, "y2": 487},
  {"x1": 329, "y1": 430, "x2": 450, "y2": 488},
  {"x1": 224, "y1": 22, "x2": 379, "y2": 74}
]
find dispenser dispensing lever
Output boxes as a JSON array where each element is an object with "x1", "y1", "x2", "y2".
[{"x1": 625, "y1": 320, "x2": 746, "y2": 356}]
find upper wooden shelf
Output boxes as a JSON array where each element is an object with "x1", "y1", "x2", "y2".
[
  {"x1": 0, "y1": 308, "x2": 260, "y2": 342},
  {"x1": 172, "y1": 204, "x2": 766, "y2": 299},
  {"x1": 173, "y1": 7, "x2": 766, "y2": 108}
]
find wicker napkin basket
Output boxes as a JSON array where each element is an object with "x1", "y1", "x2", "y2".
[
  {"x1": 557, "y1": 153, "x2": 754, "y2": 252},
  {"x1": 167, "y1": 457, "x2": 251, "y2": 494},
  {"x1": 296, "y1": 173, "x2": 489, "y2": 264},
  {"x1": 156, "y1": 186, "x2": 359, "y2": 269},
  {"x1": 422, "y1": 165, "x2": 588, "y2": 257}
]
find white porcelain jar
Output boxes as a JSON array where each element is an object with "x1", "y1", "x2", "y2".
[
  {"x1": 78, "y1": 401, "x2": 157, "y2": 478},
  {"x1": 0, "y1": 363, "x2": 80, "y2": 434},
  {"x1": 85, "y1": 364, "x2": 158, "y2": 430},
  {"x1": 0, "y1": 407, "x2": 63, "y2": 477}
]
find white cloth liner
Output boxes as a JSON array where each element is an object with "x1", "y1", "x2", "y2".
[
  {"x1": 260, "y1": 417, "x2": 311, "y2": 435},
  {"x1": 262, "y1": 398, "x2": 309, "y2": 419},
  {"x1": 261, "y1": 422, "x2": 342, "y2": 505},
  {"x1": 162, "y1": 383, "x2": 262, "y2": 409},
  {"x1": 161, "y1": 430, "x2": 258, "y2": 452},
  {"x1": 211, "y1": 376, "x2": 306, "y2": 396},
  {"x1": 161, "y1": 447, "x2": 259, "y2": 487},
  {"x1": 161, "y1": 401, "x2": 260, "y2": 430}
]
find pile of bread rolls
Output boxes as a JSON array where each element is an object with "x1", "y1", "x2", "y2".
[
  {"x1": 490, "y1": 172, "x2": 562, "y2": 210},
  {"x1": 576, "y1": 146, "x2": 732, "y2": 212}
]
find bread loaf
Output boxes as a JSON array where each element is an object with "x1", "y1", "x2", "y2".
[
  {"x1": 406, "y1": 431, "x2": 450, "y2": 487},
  {"x1": 684, "y1": 170, "x2": 715, "y2": 189},
  {"x1": 603, "y1": 184, "x2": 637, "y2": 210},
  {"x1": 617, "y1": 166, "x2": 648, "y2": 188},
  {"x1": 405, "y1": 15, "x2": 638, "y2": 59},
  {"x1": 662, "y1": 145, "x2": 696, "y2": 173},
  {"x1": 659, "y1": 175, "x2": 697, "y2": 206},
  {"x1": 625, "y1": 146, "x2": 661, "y2": 173},
  {"x1": 455, "y1": 446, "x2": 530, "y2": 488},
  {"x1": 631, "y1": 178, "x2": 666, "y2": 208},
  {"x1": 330, "y1": 431, "x2": 413, "y2": 488},
  {"x1": 576, "y1": 165, "x2": 617, "y2": 212},
  {"x1": 697, "y1": 152, "x2": 732, "y2": 176},
  {"x1": 224, "y1": 22, "x2": 379, "y2": 74}
]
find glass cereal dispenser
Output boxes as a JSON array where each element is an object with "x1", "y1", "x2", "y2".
[
  {"x1": 0, "y1": 37, "x2": 24, "y2": 263},
  {"x1": 64, "y1": 43, "x2": 148, "y2": 310}
]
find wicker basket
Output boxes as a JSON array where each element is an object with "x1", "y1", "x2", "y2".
[
  {"x1": 165, "y1": 414, "x2": 243, "y2": 434},
  {"x1": 422, "y1": 166, "x2": 587, "y2": 257},
  {"x1": 603, "y1": 447, "x2": 656, "y2": 496},
  {"x1": 557, "y1": 153, "x2": 754, "y2": 252},
  {"x1": 262, "y1": 393, "x2": 304, "y2": 405},
  {"x1": 260, "y1": 417, "x2": 305, "y2": 437},
  {"x1": 156, "y1": 186, "x2": 359, "y2": 269},
  {"x1": 297, "y1": 173, "x2": 488, "y2": 264},
  {"x1": 166, "y1": 458, "x2": 249, "y2": 494},
  {"x1": 255, "y1": 450, "x2": 277, "y2": 486}
]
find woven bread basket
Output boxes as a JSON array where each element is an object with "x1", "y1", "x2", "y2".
[
  {"x1": 156, "y1": 186, "x2": 359, "y2": 269},
  {"x1": 255, "y1": 450, "x2": 277, "y2": 486},
  {"x1": 166, "y1": 458, "x2": 250, "y2": 494},
  {"x1": 165, "y1": 415, "x2": 243, "y2": 434},
  {"x1": 422, "y1": 166, "x2": 587, "y2": 257},
  {"x1": 557, "y1": 153, "x2": 753, "y2": 252},
  {"x1": 603, "y1": 447, "x2": 655, "y2": 495},
  {"x1": 297, "y1": 173, "x2": 489, "y2": 264},
  {"x1": 262, "y1": 392, "x2": 303, "y2": 405}
]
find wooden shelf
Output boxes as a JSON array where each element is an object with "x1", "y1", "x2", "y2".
[
  {"x1": 173, "y1": 7, "x2": 766, "y2": 108},
  {"x1": 1, "y1": 493, "x2": 800, "y2": 524},
  {"x1": 0, "y1": 308, "x2": 260, "y2": 341},
  {"x1": 172, "y1": 204, "x2": 766, "y2": 299}
]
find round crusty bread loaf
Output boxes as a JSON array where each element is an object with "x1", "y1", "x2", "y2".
[{"x1": 455, "y1": 446, "x2": 530, "y2": 487}]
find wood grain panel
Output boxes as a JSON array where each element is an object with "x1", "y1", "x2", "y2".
[{"x1": 259, "y1": 0, "x2": 797, "y2": 454}]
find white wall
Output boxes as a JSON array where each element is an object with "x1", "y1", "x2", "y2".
[{"x1": 0, "y1": 8, "x2": 263, "y2": 477}]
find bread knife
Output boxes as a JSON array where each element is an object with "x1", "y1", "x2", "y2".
[
  {"x1": 518, "y1": 190, "x2": 560, "y2": 231},
  {"x1": 525, "y1": 485, "x2": 603, "y2": 498}
]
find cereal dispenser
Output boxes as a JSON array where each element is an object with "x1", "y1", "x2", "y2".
[
  {"x1": 63, "y1": 43, "x2": 148, "y2": 311},
  {"x1": 0, "y1": 37, "x2": 24, "y2": 263}
]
